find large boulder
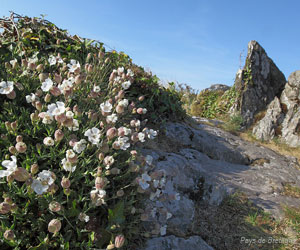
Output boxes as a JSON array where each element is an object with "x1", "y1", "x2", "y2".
[
  {"x1": 252, "y1": 70, "x2": 300, "y2": 147},
  {"x1": 233, "y1": 40, "x2": 286, "y2": 127}
]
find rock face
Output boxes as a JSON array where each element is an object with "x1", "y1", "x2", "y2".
[
  {"x1": 253, "y1": 70, "x2": 300, "y2": 147},
  {"x1": 141, "y1": 120, "x2": 300, "y2": 249},
  {"x1": 204, "y1": 84, "x2": 230, "y2": 92},
  {"x1": 233, "y1": 40, "x2": 286, "y2": 127}
]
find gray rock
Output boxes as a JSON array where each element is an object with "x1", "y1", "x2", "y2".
[
  {"x1": 233, "y1": 40, "x2": 286, "y2": 127},
  {"x1": 252, "y1": 97, "x2": 283, "y2": 141},
  {"x1": 204, "y1": 84, "x2": 230, "y2": 92},
  {"x1": 144, "y1": 235, "x2": 214, "y2": 250}
]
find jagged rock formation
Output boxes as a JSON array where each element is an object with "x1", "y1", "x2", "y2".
[
  {"x1": 141, "y1": 120, "x2": 300, "y2": 249},
  {"x1": 253, "y1": 70, "x2": 300, "y2": 147},
  {"x1": 233, "y1": 40, "x2": 286, "y2": 127}
]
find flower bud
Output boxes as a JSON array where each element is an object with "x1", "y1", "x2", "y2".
[
  {"x1": 131, "y1": 132, "x2": 139, "y2": 142},
  {"x1": 5, "y1": 121, "x2": 11, "y2": 131},
  {"x1": 64, "y1": 188, "x2": 71, "y2": 196},
  {"x1": 6, "y1": 90, "x2": 16, "y2": 99},
  {"x1": 106, "y1": 127, "x2": 117, "y2": 140},
  {"x1": 36, "y1": 64, "x2": 44, "y2": 72},
  {"x1": 137, "y1": 108, "x2": 144, "y2": 115},
  {"x1": 95, "y1": 176, "x2": 106, "y2": 190},
  {"x1": 48, "y1": 219, "x2": 61, "y2": 233},
  {"x1": 31, "y1": 163, "x2": 39, "y2": 175},
  {"x1": 115, "y1": 234, "x2": 125, "y2": 248},
  {"x1": 54, "y1": 129, "x2": 64, "y2": 142},
  {"x1": 86, "y1": 53, "x2": 92, "y2": 61},
  {"x1": 49, "y1": 201, "x2": 61, "y2": 212},
  {"x1": 39, "y1": 73, "x2": 48, "y2": 82},
  {"x1": 22, "y1": 59, "x2": 28, "y2": 68},
  {"x1": 54, "y1": 74, "x2": 62, "y2": 84},
  {"x1": 14, "y1": 82, "x2": 24, "y2": 91},
  {"x1": 98, "y1": 51, "x2": 105, "y2": 59},
  {"x1": 61, "y1": 176, "x2": 70, "y2": 189},
  {"x1": 75, "y1": 75, "x2": 82, "y2": 85},
  {"x1": 112, "y1": 141, "x2": 120, "y2": 150},
  {"x1": 44, "y1": 93, "x2": 51, "y2": 102},
  {"x1": 9, "y1": 146, "x2": 17, "y2": 154},
  {"x1": 98, "y1": 152, "x2": 105, "y2": 161},
  {"x1": 4, "y1": 197, "x2": 13, "y2": 204},
  {"x1": 14, "y1": 167, "x2": 30, "y2": 182},
  {"x1": 87, "y1": 64, "x2": 93, "y2": 73},
  {"x1": 35, "y1": 101, "x2": 43, "y2": 111},
  {"x1": 105, "y1": 58, "x2": 110, "y2": 64},
  {"x1": 0, "y1": 202, "x2": 11, "y2": 214},
  {"x1": 116, "y1": 105, "x2": 124, "y2": 114},
  {"x1": 56, "y1": 39, "x2": 61, "y2": 45},
  {"x1": 50, "y1": 86, "x2": 61, "y2": 97},
  {"x1": 28, "y1": 62, "x2": 36, "y2": 71},
  {"x1": 11, "y1": 121, "x2": 17, "y2": 131},
  {"x1": 4, "y1": 229, "x2": 15, "y2": 241},
  {"x1": 62, "y1": 118, "x2": 73, "y2": 127},
  {"x1": 15, "y1": 142, "x2": 27, "y2": 153},
  {"x1": 6, "y1": 175, "x2": 14, "y2": 183},
  {"x1": 55, "y1": 113, "x2": 67, "y2": 123}
]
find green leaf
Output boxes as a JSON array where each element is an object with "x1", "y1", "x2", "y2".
[{"x1": 108, "y1": 201, "x2": 125, "y2": 227}]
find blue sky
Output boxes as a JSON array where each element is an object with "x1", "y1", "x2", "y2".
[{"x1": 1, "y1": 0, "x2": 299, "y2": 90}]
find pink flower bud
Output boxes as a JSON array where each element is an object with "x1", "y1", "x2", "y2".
[
  {"x1": 118, "y1": 90, "x2": 125, "y2": 99},
  {"x1": 75, "y1": 75, "x2": 82, "y2": 85},
  {"x1": 4, "y1": 229, "x2": 15, "y2": 241},
  {"x1": 15, "y1": 142, "x2": 27, "y2": 153},
  {"x1": 28, "y1": 62, "x2": 36, "y2": 71},
  {"x1": 130, "y1": 150, "x2": 138, "y2": 156},
  {"x1": 44, "y1": 93, "x2": 51, "y2": 102},
  {"x1": 112, "y1": 141, "x2": 120, "y2": 150},
  {"x1": 48, "y1": 219, "x2": 61, "y2": 234},
  {"x1": 35, "y1": 101, "x2": 43, "y2": 111},
  {"x1": 67, "y1": 154, "x2": 78, "y2": 164},
  {"x1": 62, "y1": 118, "x2": 73, "y2": 127},
  {"x1": 54, "y1": 129, "x2": 64, "y2": 142},
  {"x1": 0, "y1": 202, "x2": 11, "y2": 214},
  {"x1": 54, "y1": 74, "x2": 62, "y2": 84},
  {"x1": 14, "y1": 82, "x2": 24, "y2": 91},
  {"x1": 130, "y1": 120, "x2": 136, "y2": 127},
  {"x1": 98, "y1": 153, "x2": 105, "y2": 161},
  {"x1": 22, "y1": 59, "x2": 28, "y2": 68},
  {"x1": 50, "y1": 86, "x2": 61, "y2": 97},
  {"x1": 116, "y1": 105, "x2": 124, "y2": 114},
  {"x1": 5, "y1": 121, "x2": 11, "y2": 131},
  {"x1": 9, "y1": 146, "x2": 17, "y2": 154},
  {"x1": 16, "y1": 135, "x2": 23, "y2": 143},
  {"x1": 106, "y1": 127, "x2": 117, "y2": 140},
  {"x1": 36, "y1": 64, "x2": 44, "y2": 72},
  {"x1": 39, "y1": 73, "x2": 49, "y2": 83},
  {"x1": 118, "y1": 127, "x2": 125, "y2": 137},
  {"x1": 49, "y1": 201, "x2": 61, "y2": 212},
  {"x1": 6, "y1": 90, "x2": 16, "y2": 99},
  {"x1": 61, "y1": 176, "x2": 70, "y2": 189},
  {"x1": 137, "y1": 108, "x2": 144, "y2": 115},
  {"x1": 14, "y1": 167, "x2": 30, "y2": 182},
  {"x1": 115, "y1": 234, "x2": 125, "y2": 248},
  {"x1": 98, "y1": 51, "x2": 105, "y2": 59},
  {"x1": 87, "y1": 64, "x2": 93, "y2": 73},
  {"x1": 31, "y1": 163, "x2": 39, "y2": 175},
  {"x1": 69, "y1": 139, "x2": 78, "y2": 147},
  {"x1": 131, "y1": 132, "x2": 139, "y2": 142},
  {"x1": 95, "y1": 176, "x2": 106, "y2": 190},
  {"x1": 139, "y1": 96, "x2": 145, "y2": 101}
]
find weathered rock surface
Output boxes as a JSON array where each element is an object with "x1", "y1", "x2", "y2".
[
  {"x1": 233, "y1": 40, "x2": 286, "y2": 127},
  {"x1": 252, "y1": 70, "x2": 300, "y2": 147},
  {"x1": 141, "y1": 120, "x2": 300, "y2": 249},
  {"x1": 204, "y1": 84, "x2": 230, "y2": 92}
]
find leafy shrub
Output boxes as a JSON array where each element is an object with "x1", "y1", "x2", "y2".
[{"x1": 0, "y1": 13, "x2": 184, "y2": 249}]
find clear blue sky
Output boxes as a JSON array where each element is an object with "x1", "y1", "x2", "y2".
[{"x1": 1, "y1": 0, "x2": 299, "y2": 91}]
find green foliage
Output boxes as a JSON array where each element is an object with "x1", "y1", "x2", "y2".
[{"x1": 222, "y1": 114, "x2": 244, "y2": 132}]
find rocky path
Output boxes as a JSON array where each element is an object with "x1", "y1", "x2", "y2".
[{"x1": 141, "y1": 120, "x2": 300, "y2": 249}]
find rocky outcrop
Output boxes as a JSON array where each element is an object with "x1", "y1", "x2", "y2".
[
  {"x1": 233, "y1": 40, "x2": 286, "y2": 127},
  {"x1": 204, "y1": 84, "x2": 230, "y2": 92},
  {"x1": 253, "y1": 70, "x2": 300, "y2": 147},
  {"x1": 142, "y1": 120, "x2": 300, "y2": 249}
]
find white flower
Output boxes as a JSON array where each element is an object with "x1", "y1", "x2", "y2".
[
  {"x1": 43, "y1": 137, "x2": 55, "y2": 146},
  {"x1": 138, "y1": 173, "x2": 151, "y2": 190},
  {"x1": 166, "y1": 212, "x2": 172, "y2": 220},
  {"x1": 147, "y1": 129, "x2": 157, "y2": 140},
  {"x1": 42, "y1": 113, "x2": 54, "y2": 124},
  {"x1": 41, "y1": 78, "x2": 54, "y2": 92},
  {"x1": 73, "y1": 139, "x2": 87, "y2": 153},
  {"x1": 118, "y1": 99, "x2": 128, "y2": 107},
  {"x1": 104, "y1": 156, "x2": 114, "y2": 168},
  {"x1": 153, "y1": 179, "x2": 159, "y2": 189},
  {"x1": 121, "y1": 81, "x2": 131, "y2": 90},
  {"x1": 48, "y1": 55, "x2": 57, "y2": 66},
  {"x1": 38, "y1": 170, "x2": 55, "y2": 185},
  {"x1": 61, "y1": 158, "x2": 76, "y2": 172},
  {"x1": 47, "y1": 101, "x2": 65, "y2": 116},
  {"x1": 160, "y1": 225, "x2": 167, "y2": 236},
  {"x1": 0, "y1": 81, "x2": 14, "y2": 94},
  {"x1": 117, "y1": 137, "x2": 130, "y2": 150},
  {"x1": 106, "y1": 114, "x2": 118, "y2": 123},
  {"x1": 114, "y1": 76, "x2": 122, "y2": 84},
  {"x1": 28, "y1": 55, "x2": 38, "y2": 64},
  {"x1": 66, "y1": 111, "x2": 74, "y2": 119},
  {"x1": 175, "y1": 193, "x2": 180, "y2": 201},
  {"x1": 10, "y1": 59, "x2": 17, "y2": 66},
  {"x1": 68, "y1": 119, "x2": 79, "y2": 131},
  {"x1": 84, "y1": 127, "x2": 101, "y2": 145},
  {"x1": 145, "y1": 155, "x2": 153, "y2": 165},
  {"x1": 135, "y1": 120, "x2": 141, "y2": 127},
  {"x1": 26, "y1": 93, "x2": 39, "y2": 103},
  {"x1": 123, "y1": 127, "x2": 131, "y2": 135},
  {"x1": 100, "y1": 101, "x2": 112, "y2": 113},
  {"x1": 59, "y1": 77, "x2": 74, "y2": 92},
  {"x1": 0, "y1": 156, "x2": 17, "y2": 178},
  {"x1": 117, "y1": 67, "x2": 124, "y2": 74},
  {"x1": 126, "y1": 69, "x2": 134, "y2": 77},
  {"x1": 142, "y1": 108, "x2": 147, "y2": 114},
  {"x1": 93, "y1": 85, "x2": 100, "y2": 93},
  {"x1": 138, "y1": 132, "x2": 145, "y2": 142},
  {"x1": 150, "y1": 207, "x2": 157, "y2": 218},
  {"x1": 66, "y1": 149, "x2": 76, "y2": 159},
  {"x1": 67, "y1": 59, "x2": 80, "y2": 73},
  {"x1": 31, "y1": 179, "x2": 48, "y2": 195},
  {"x1": 78, "y1": 213, "x2": 90, "y2": 222}
]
